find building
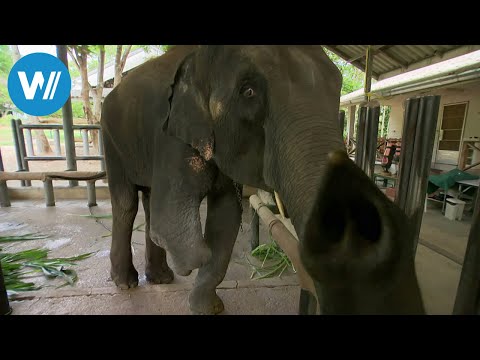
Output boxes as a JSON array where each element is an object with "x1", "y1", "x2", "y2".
[{"x1": 331, "y1": 45, "x2": 480, "y2": 172}]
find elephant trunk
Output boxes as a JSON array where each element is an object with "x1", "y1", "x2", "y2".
[{"x1": 263, "y1": 105, "x2": 345, "y2": 242}]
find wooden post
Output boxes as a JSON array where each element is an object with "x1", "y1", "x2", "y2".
[
  {"x1": 0, "y1": 148, "x2": 11, "y2": 207},
  {"x1": 56, "y1": 45, "x2": 78, "y2": 187},
  {"x1": 87, "y1": 181, "x2": 97, "y2": 207},
  {"x1": 43, "y1": 179, "x2": 55, "y2": 207},
  {"x1": 364, "y1": 45, "x2": 374, "y2": 102},
  {"x1": 453, "y1": 187, "x2": 480, "y2": 314}
]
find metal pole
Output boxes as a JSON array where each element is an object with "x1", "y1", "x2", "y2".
[
  {"x1": 355, "y1": 104, "x2": 367, "y2": 169},
  {"x1": 338, "y1": 110, "x2": 345, "y2": 139},
  {"x1": 56, "y1": 45, "x2": 78, "y2": 187},
  {"x1": 87, "y1": 181, "x2": 97, "y2": 207},
  {"x1": 364, "y1": 102, "x2": 381, "y2": 179},
  {"x1": 0, "y1": 261, "x2": 11, "y2": 315},
  {"x1": 81, "y1": 129, "x2": 90, "y2": 156},
  {"x1": 15, "y1": 120, "x2": 31, "y2": 187},
  {"x1": 347, "y1": 105, "x2": 356, "y2": 145},
  {"x1": 53, "y1": 129, "x2": 62, "y2": 156},
  {"x1": 364, "y1": 45, "x2": 373, "y2": 102},
  {"x1": 97, "y1": 129, "x2": 106, "y2": 172},
  {"x1": 11, "y1": 119, "x2": 26, "y2": 187},
  {"x1": 453, "y1": 188, "x2": 480, "y2": 315},
  {"x1": 43, "y1": 179, "x2": 55, "y2": 207},
  {"x1": 0, "y1": 147, "x2": 11, "y2": 207},
  {"x1": 394, "y1": 95, "x2": 440, "y2": 253}
]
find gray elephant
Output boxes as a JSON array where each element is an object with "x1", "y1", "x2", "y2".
[{"x1": 101, "y1": 45, "x2": 425, "y2": 315}]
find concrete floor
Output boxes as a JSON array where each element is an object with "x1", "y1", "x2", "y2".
[{"x1": 0, "y1": 196, "x2": 473, "y2": 315}]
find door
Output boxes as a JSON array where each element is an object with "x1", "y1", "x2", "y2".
[{"x1": 436, "y1": 102, "x2": 468, "y2": 165}]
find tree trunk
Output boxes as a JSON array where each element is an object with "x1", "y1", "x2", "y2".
[
  {"x1": 91, "y1": 46, "x2": 105, "y2": 153},
  {"x1": 113, "y1": 45, "x2": 132, "y2": 88},
  {"x1": 77, "y1": 47, "x2": 94, "y2": 125},
  {"x1": 10, "y1": 45, "x2": 52, "y2": 154}
]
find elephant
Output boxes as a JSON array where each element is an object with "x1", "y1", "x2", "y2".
[{"x1": 101, "y1": 45, "x2": 425, "y2": 315}]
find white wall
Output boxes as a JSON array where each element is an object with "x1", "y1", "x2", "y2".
[
  {"x1": 386, "y1": 103, "x2": 405, "y2": 139},
  {"x1": 380, "y1": 81, "x2": 480, "y2": 171}
]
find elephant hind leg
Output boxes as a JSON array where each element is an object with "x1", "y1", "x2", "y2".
[
  {"x1": 104, "y1": 136, "x2": 139, "y2": 289},
  {"x1": 109, "y1": 181, "x2": 139, "y2": 290},
  {"x1": 141, "y1": 188, "x2": 174, "y2": 284}
]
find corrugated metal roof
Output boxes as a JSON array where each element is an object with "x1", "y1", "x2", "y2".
[
  {"x1": 324, "y1": 45, "x2": 480, "y2": 80},
  {"x1": 339, "y1": 50, "x2": 480, "y2": 106}
]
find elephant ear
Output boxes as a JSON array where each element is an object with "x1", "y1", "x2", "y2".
[{"x1": 162, "y1": 48, "x2": 215, "y2": 161}]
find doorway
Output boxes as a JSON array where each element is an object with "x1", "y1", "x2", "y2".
[{"x1": 436, "y1": 102, "x2": 468, "y2": 166}]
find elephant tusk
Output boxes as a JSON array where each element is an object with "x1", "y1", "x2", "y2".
[{"x1": 274, "y1": 191, "x2": 286, "y2": 219}]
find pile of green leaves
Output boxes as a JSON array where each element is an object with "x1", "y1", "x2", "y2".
[
  {"x1": 248, "y1": 240, "x2": 294, "y2": 280},
  {"x1": 0, "y1": 234, "x2": 94, "y2": 297}
]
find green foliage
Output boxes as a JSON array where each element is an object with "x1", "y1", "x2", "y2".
[
  {"x1": 161, "y1": 45, "x2": 174, "y2": 52},
  {"x1": 1, "y1": 247, "x2": 95, "y2": 295},
  {"x1": 0, "y1": 45, "x2": 13, "y2": 75},
  {"x1": 323, "y1": 47, "x2": 364, "y2": 96},
  {"x1": 380, "y1": 106, "x2": 391, "y2": 137},
  {"x1": 0, "y1": 45, "x2": 13, "y2": 106},
  {"x1": 248, "y1": 240, "x2": 293, "y2": 280},
  {"x1": 49, "y1": 100, "x2": 86, "y2": 119}
]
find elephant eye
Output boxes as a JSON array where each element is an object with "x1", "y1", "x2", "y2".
[{"x1": 242, "y1": 87, "x2": 255, "y2": 98}]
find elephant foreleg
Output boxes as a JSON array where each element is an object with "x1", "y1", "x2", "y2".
[
  {"x1": 189, "y1": 174, "x2": 242, "y2": 315},
  {"x1": 142, "y1": 189, "x2": 174, "y2": 284}
]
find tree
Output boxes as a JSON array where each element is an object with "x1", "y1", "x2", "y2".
[
  {"x1": 68, "y1": 45, "x2": 106, "y2": 151},
  {"x1": 9, "y1": 45, "x2": 53, "y2": 154},
  {"x1": 323, "y1": 48, "x2": 364, "y2": 96},
  {"x1": 114, "y1": 45, "x2": 132, "y2": 88},
  {"x1": 67, "y1": 45, "x2": 148, "y2": 151},
  {"x1": 0, "y1": 45, "x2": 13, "y2": 109}
]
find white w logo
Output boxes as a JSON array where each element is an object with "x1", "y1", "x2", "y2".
[{"x1": 17, "y1": 71, "x2": 62, "y2": 100}]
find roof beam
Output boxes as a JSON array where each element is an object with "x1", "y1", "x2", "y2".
[
  {"x1": 347, "y1": 45, "x2": 391, "y2": 62},
  {"x1": 324, "y1": 46, "x2": 367, "y2": 72},
  {"x1": 324, "y1": 45, "x2": 380, "y2": 79}
]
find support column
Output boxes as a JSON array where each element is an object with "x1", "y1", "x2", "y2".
[
  {"x1": 0, "y1": 147, "x2": 11, "y2": 207},
  {"x1": 44, "y1": 179, "x2": 55, "y2": 207},
  {"x1": 87, "y1": 181, "x2": 97, "y2": 207},
  {"x1": 15, "y1": 120, "x2": 31, "y2": 187},
  {"x1": 338, "y1": 110, "x2": 345, "y2": 139},
  {"x1": 347, "y1": 105, "x2": 356, "y2": 144},
  {"x1": 56, "y1": 45, "x2": 78, "y2": 187},
  {"x1": 355, "y1": 104, "x2": 367, "y2": 168},
  {"x1": 0, "y1": 261, "x2": 11, "y2": 315},
  {"x1": 364, "y1": 45, "x2": 373, "y2": 102},
  {"x1": 453, "y1": 188, "x2": 480, "y2": 315},
  {"x1": 354, "y1": 102, "x2": 380, "y2": 179},
  {"x1": 394, "y1": 95, "x2": 440, "y2": 253}
]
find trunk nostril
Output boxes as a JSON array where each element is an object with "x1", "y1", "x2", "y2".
[{"x1": 350, "y1": 198, "x2": 382, "y2": 244}]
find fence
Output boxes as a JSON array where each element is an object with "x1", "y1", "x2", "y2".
[
  {"x1": 0, "y1": 119, "x2": 107, "y2": 207},
  {"x1": 10, "y1": 119, "x2": 106, "y2": 187}
]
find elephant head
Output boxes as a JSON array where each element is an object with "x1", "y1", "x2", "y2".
[
  {"x1": 160, "y1": 45, "x2": 424, "y2": 314},
  {"x1": 163, "y1": 45, "x2": 344, "y2": 238}
]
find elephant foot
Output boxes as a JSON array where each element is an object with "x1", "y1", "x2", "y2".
[
  {"x1": 189, "y1": 288, "x2": 225, "y2": 315},
  {"x1": 146, "y1": 266, "x2": 174, "y2": 284},
  {"x1": 111, "y1": 266, "x2": 139, "y2": 290},
  {"x1": 170, "y1": 245, "x2": 212, "y2": 277}
]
